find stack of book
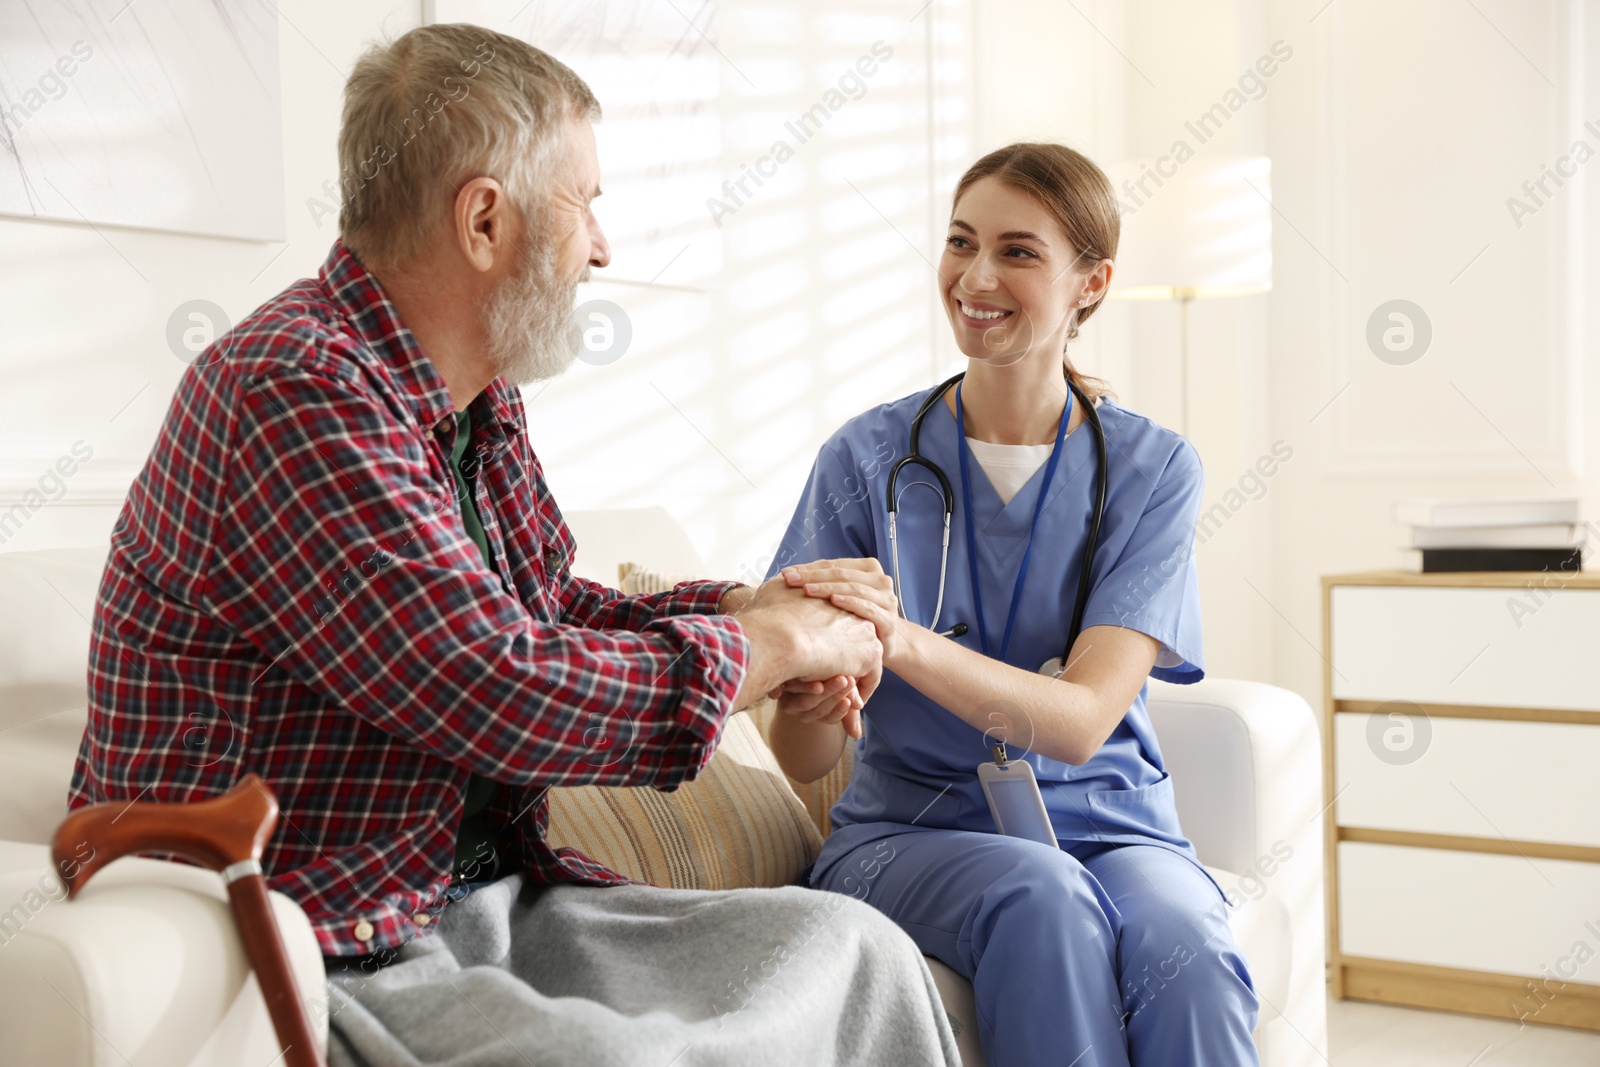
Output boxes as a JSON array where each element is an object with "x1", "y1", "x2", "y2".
[{"x1": 1394, "y1": 497, "x2": 1587, "y2": 573}]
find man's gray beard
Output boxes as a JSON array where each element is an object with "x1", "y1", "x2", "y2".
[{"x1": 483, "y1": 240, "x2": 584, "y2": 386}]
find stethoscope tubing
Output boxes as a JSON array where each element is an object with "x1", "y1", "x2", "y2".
[{"x1": 885, "y1": 371, "x2": 1108, "y2": 667}]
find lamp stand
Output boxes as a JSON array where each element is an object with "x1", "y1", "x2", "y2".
[{"x1": 1176, "y1": 287, "x2": 1196, "y2": 438}]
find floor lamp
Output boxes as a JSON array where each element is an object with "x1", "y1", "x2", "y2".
[{"x1": 1109, "y1": 156, "x2": 1274, "y2": 437}]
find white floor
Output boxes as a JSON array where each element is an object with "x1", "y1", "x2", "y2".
[{"x1": 1327, "y1": 994, "x2": 1600, "y2": 1066}]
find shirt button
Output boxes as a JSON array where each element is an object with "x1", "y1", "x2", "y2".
[
  {"x1": 353, "y1": 919, "x2": 374, "y2": 942},
  {"x1": 413, "y1": 912, "x2": 432, "y2": 927}
]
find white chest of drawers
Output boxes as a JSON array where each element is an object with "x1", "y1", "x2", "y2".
[{"x1": 1322, "y1": 570, "x2": 1600, "y2": 1031}]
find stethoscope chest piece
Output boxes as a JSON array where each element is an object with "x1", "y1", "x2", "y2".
[{"x1": 1037, "y1": 657, "x2": 1065, "y2": 680}]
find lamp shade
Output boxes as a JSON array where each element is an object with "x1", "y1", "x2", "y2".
[{"x1": 1108, "y1": 155, "x2": 1272, "y2": 300}]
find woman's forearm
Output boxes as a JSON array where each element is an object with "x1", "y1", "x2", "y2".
[
  {"x1": 774, "y1": 561, "x2": 1154, "y2": 766},
  {"x1": 766, "y1": 707, "x2": 850, "y2": 784},
  {"x1": 889, "y1": 621, "x2": 1114, "y2": 765}
]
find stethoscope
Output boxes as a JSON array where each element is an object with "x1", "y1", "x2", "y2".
[{"x1": 885, "y1": 370, "x2": 1108, "y2": 678}]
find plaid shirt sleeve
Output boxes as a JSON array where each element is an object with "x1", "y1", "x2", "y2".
[
  {"x1": 556, "y1": 568, "x2": 744, "y2": 631},
  {"x1": 208, "y1": 363, "x2": 750, "y2": 792}
]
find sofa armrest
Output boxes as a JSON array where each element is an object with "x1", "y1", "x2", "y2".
[
  {"x1": 1147, "y1": 678, "x2": 1323, "y2": 877},
  {"x1": 0, "y1": 841, "x2": 326, "y2": 1067},
  {"x1": 1146, "y1": 677, "x2": 1329, "y2": 1065}
]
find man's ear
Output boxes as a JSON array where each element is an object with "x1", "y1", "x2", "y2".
[{"x1": 453, "y1": 176, "x2": 511, "y2": 274}]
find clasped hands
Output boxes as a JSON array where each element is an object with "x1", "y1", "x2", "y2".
[{"x1": 742, "y1": 558, "x2": 905, "y2": 739}]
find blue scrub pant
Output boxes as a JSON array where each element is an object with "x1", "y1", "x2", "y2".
[{"x1": 813, "y1": 827, "x2": 1259, "y2": 1067}]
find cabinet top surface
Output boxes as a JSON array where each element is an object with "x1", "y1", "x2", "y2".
[{"x1": 1323, "y1": 568, "x2": 1600, "y2": 590}]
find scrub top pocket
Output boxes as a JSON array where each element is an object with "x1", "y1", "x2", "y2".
[{"x1": 1082, "y1": 774, "x2": 1226, "y2": 900}]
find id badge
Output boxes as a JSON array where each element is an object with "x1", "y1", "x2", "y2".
[{"x1": 977, "y1": 749, "x2": 1058, "y2": 848}]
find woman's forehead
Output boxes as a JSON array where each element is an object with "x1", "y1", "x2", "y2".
[{"x1": 950, "y1": 176, "x2": 1068, "y2": 243}]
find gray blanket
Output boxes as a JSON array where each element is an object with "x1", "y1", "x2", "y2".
[{"x1": 321, "y1": 874, "x2": 960, "y2": 1067}]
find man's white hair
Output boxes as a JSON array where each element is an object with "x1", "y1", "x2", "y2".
[{"x1": 337, "y1": 23, "x2": 600, "y2": 270}]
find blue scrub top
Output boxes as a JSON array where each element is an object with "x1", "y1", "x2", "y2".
[{"x1": 766, "y1": 384, "x2": 1210, "y2": 870}]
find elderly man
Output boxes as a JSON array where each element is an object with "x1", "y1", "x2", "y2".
[{"x1": 67, "y1": 22, "x2": 958, "y2": 1067}]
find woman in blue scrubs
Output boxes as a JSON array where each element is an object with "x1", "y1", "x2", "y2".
[{"x1": 763, "y1": 143, "x2": 1259, "y2": 1066}]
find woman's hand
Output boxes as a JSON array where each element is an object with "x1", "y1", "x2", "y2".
[
  {"x1": 781, "y1": 558, "x2": 909, "y2": 668},
  {"x1": 766, "y1": 674, "x2": 864, "y2": 739}
]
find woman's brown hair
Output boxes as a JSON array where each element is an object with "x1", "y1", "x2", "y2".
[{"x1": 952, "y1": 143, "x2": 1118, "y2": 403}]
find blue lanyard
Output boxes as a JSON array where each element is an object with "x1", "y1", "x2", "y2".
[{"x1": 955, "y1": 381, "x2": 1072, "y2": 662}]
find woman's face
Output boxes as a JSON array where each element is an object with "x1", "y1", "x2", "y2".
[{"x1": 938, "y1": 175, "x2": 1100, "y2": 365}]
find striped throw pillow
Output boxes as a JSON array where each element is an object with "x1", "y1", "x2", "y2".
[
  {"x1": 541, "y1": 564, "x2": 825, "y2": 889},
  {"x1": 609, "y1": 563, "x2": 859, "y2": 838},
  {"x1": 742, "y1": 698, "x2": 857, "y2": 839}
]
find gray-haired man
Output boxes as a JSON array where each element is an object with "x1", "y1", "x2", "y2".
[{"x1": 70, "y1": 19, "x2": 959, "y2": 1067}]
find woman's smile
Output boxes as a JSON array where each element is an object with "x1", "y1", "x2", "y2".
[{"x1": 954, "y1": 297, "x2": 1015, "y2": 329}]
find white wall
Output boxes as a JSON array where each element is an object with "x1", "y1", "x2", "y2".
[
  {"x1": 0, "y1": 0, "x2": 422, "y2": 552},
  {"x1": 1262, "y1": 0, "x2": 1596, "y2": 706},
  {"x1": 1117, "y1": 0, "x2": 1280, "y2": 684},
  {"x1": 1091, "y1": 0, "x2": 1598, "y2": 709},
  {"x1": 0, "y1": 0, "x2": 984, "y2": 586},
  {"x1": 522, "y1": 0, "x2": 981, "y2": 586}
]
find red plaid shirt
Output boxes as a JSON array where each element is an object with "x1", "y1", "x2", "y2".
[{"x1": 69, "y1": 240, "x2": 750, "y2": 956}]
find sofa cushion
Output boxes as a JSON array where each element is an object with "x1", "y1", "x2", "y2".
[
  {"x1": 0, "y1": 545, "x2": 108, "y2": 691},
  {"x1": 0, "y1": 840, "x2": 326, "y2": 1067},
  {"x1": 0, "y1": 546, "x2": 108, "y2": 845},
  {"x1": 0, "y1": 683, "x2": 89, "y2": 845}
]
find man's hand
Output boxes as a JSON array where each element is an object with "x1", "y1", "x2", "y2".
[
  {"x1": 728, "y1": 578, "x2": 883, "y2": 712},
  {"x1": 717, "y1": 585, "x2": 758, "y2": 615},
  {"x1": 780, "y1": 558, "x2": 908, "y2": 667},
  {"x1": 784, "y1": 591, "x2": 884, "y2": 692},
  {"x1": 721, "y1": 571, "x2": 819, "y2": 617}
]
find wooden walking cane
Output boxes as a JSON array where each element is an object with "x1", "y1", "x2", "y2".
[{"x1": 51, "y1": 773, "x2": 328, "y2": 1067}]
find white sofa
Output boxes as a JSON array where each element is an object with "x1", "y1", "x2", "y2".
[{"x1": 0, "y1": 514, "x2": 1328, "y2": 1066}]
